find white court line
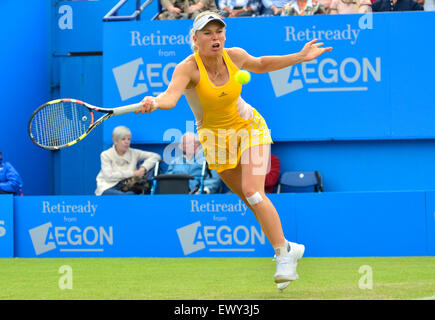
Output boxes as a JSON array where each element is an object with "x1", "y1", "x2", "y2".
[
  {"x1": 60, "y1": 249, "x2": 104, "y2": 252},
  {"x1": 413, "y1": 294, "x2": 435, "y2": 300},
  {"x1": 308, "y1": 87, "x2": 368, "y2": 92},
  {"x1": 209, "y1": 249, "x2": 255, "y2": 252}
]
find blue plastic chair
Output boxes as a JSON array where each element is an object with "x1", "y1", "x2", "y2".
[{"x1": 277, "y1": 171, "x2": 323, "y2": 193}]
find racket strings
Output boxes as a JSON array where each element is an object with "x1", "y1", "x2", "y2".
[{"x1": 30, "y1": 101, "x2": 93, "y2": 148}]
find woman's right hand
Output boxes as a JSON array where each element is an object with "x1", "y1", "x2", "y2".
[
  {"x1": 136, "y1": 96, "x2": 157, "y2": 114},
  {"x1": 134, "y1": 166, "x2": 146, "y2": 178},
  {"x1": 167, "y1": 5, "x2": 182, "y2": 14}
]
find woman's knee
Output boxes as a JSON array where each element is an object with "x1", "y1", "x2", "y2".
[
  {"x1": 241, "y1": 183, "x2": 265, "y2": 204},
  {"x1": 241, "y1": 177, "x2": 265, "y2": 198},
  {"x1": 244, "y1": 190, "x2": 265, "y2": 207}
]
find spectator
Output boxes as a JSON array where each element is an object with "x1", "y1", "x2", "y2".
[
  {"x1": 95, "y1": 126, "x2": 161, "y2": 195},
  {"x1": 265, "y1": 154, "x2": 280, "y2": 193},
  {"x1": 0, "y1": 152, "x2": 23, "y2": 195},
  {"x1": 371, "y1": 0, "x2": 424, "y2": 11},
  {"x1": 261, "y1": 0, "x2": 291, "y2": 15},
  {"x1": 330, "y1": 0, "x2": 372, "y2": 13},
  {"x1": 318, "y1": 0, "x2": 333, "y2": 12},
  {"x1": 281, "y1": 0, "x2": 327, "y2": 15},
  {"x1": 158, "y1": 0, "x2": 218, "y2": 20},
  {"x1": 425, "y1": 0, "x2": 435, "y2": 10},
  {"x1": 165, "y1": 132, "x2": 222, "y2": 194},
  {"x1": 218, "y1": 0, "x2": 262, "y2": 17}
]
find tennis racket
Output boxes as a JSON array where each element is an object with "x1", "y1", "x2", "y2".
[{"x1": 28, "y1": 98, "x2": 144, "y2": 150}]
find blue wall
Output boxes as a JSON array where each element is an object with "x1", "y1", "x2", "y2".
[
  {"x1": 1, "y1": 1, "x2": 434, "y2": 259},
  {"x1": 10, "y1": 191, "x2": 435, "y2": 257},
  {"x1": 100, "y1": 10, "x2": 435, "y2": 196},
  {"x1": 102, "y1": 12, "x2": 435, "y2": 143},
  {"x1": 51, "y1": 0, "x2": 120, "y2": 195},
  {"x1": 1, "y1": 0, "x2": 434, "y2": 196},
  {"x1": 0, "y1": 195, "x2": 13, "y2": 258},
  {"x1": 274, "y1": 139, "x2": 435, "y2": 192},
  {"x1": 0, "y1": 1, "x2": 51, "y2": 195}
]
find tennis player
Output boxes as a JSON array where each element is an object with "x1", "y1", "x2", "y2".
[{"x1": 137, "y1": 11, "x2": 332, "y2": 288}]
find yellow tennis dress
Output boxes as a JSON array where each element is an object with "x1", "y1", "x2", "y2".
[{"x1": 184, "y1": 49, "x2": 273, "y2": 173}]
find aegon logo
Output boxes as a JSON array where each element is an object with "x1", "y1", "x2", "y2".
[
  {"x1": 28, "y1": 222, "x2": 113, "y2": 256},
  {"x1": 0, "y1": 220, "x2": 5, "y2": 237},
  {"x1": 112, "y1": 57, "x2": 176, "y2": 101},
  {"x1": 269, "y1": 57, "x2": 381, "y2": 97},
  {"x1": 176, "y1": 221, "x2": 265, "y2": 255}
]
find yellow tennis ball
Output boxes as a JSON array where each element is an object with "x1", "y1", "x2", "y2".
[{"x1": 235, "y1": 70, "x2": 251, "y2": 85}]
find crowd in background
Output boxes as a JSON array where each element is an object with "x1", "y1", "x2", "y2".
[
  {"x1": 157, "y1": 0, "x2": 432, "y2": 20},
  {"x1": 94, "y1": 127, "x2": 281, "y2": 196}
]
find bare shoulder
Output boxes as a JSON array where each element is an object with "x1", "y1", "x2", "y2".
[
  {"x1": 177, "y1": 54, "x2": 200, "y2": 88},
  {"x1": 226, "y1": 47, "x2": 249, "y2": 69},
  {"x1": 177, "y1": 54, "x2": 198, "y2": 73}
]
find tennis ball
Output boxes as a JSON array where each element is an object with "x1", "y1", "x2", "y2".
[{"x1": 235, "y1": 70, "x2": 251, "y2": 85}]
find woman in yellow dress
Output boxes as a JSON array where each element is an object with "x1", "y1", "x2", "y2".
[{"x1": 137, "y1": 11, "x2": 332, "y2": 288}]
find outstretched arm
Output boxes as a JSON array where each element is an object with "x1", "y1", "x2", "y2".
[
  {"x1": 236, "y1": 39, "x2": 332, "y2": 73},
  {"x1": 136, "y1": 60, "x2": 192, "y2": 113}
]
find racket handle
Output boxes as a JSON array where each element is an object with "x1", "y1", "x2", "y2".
[{"x1": 112, "y1": 103, "x2": 144, "y2": 115}]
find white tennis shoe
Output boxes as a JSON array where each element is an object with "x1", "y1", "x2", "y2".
[{"x1": 274, "y1": 241, "x2": 305, "y2": 290}]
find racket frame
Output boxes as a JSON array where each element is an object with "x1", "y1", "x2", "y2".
[{"x1": 28, "y1": 98, "x2": 142, "y2": 150}]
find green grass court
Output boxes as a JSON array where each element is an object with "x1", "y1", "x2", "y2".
[{"x1": 0, "y1": 257, "x2": 434, "y2": 300}]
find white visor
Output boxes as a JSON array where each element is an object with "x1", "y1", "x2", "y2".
[{"x1": 192, "y1": 13, "x2": 226, "y2": 32}]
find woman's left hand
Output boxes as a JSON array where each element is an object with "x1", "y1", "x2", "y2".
[{"x1": 300, "y1": 39, "x2": 332, "y2": 62}]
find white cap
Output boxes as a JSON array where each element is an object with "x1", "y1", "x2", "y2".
[{"x1": 192, "y1": 13, "x2": 226, "y2": 32}]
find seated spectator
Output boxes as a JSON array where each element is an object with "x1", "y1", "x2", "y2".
[
  {"x1": 265, "y1": 154, "x2": 280, "y2": 193},
  {"x1": 281, "y1": 0, "x2": 327, "y2": 15},
  {"x1": 95, "y1": 126, "x2": 161, "y2": 195},
  {"x1": 262, "y1": 0, "x2": 291, "y2": 15},
  {"x1": 425, "y1": 0, "x2": 435, "y2": 10},
  {"x1": 218, "y1": 0, "x2": 262, "y2": 17},
  {"x1": 158, "y1": 0, "x2": 218, "y2": 20},
  {"x1": 330, "y1": 0, "x2": 372, "y2": 13},
  {"x1": 165, "y1": 132, "x2": 222, "y2": 194},
  {"x1": 0, "y1": 151, "x2": 23, "y2": 196},
  {"x1": 318, "y1": 0, "x2": 333, "y2": 12},
  {"x1": 371, "y1": 0, "x2": 423, "y2": 11}
]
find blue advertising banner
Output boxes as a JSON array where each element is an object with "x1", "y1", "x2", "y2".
[
  {"x1": 293, "y1": 191, "x2": 427, "y2": 257},
  {"x1": 13, "y1": 191, "x2": 431, "y2": 258},
  {"x1": 0, "y1": 195, "x2": 14, "y2": 258},
  {"x1": 14, "y1": 194, "x2": 272, "y2": 258},
  {"x1": 102, "y1": 12, "x2": 435, "y2": 144},
  {"x1": 425, "y1": 192, "x2": 435, "y2": 255}
]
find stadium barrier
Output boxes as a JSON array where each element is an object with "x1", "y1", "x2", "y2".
[
  {"x1": 6, "y1": 191, "x2": 435, "y2": 258},
  {"x1": 0, "y1": 195, "x2": 14, "y2": 258}
]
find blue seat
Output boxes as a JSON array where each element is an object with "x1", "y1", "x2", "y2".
[
  {"x1": 150, "y1": 160, "x2": 211, "y2": 194},
  {"x1": 154, "y1": 173, "x2": 193, "y2": 194},
  {"x1": 277, "y1": 171, "x2": 323, "y2": 193}
]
